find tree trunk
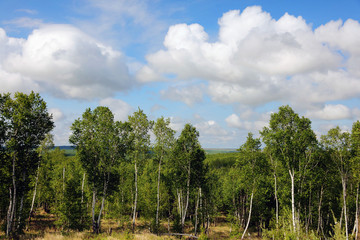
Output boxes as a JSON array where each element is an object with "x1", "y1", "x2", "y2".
[
  {"x1": 241, "y1": 190, "x2": 254, "y2": 239},
  {"x1": 274, "y1": 173, "x2": 279, "y2": 227},
  {"x1": 317, "y1": 185, "x2": 323, "y2": 234},
  {"x1": 156, "y1": 155, "x2": 162, "y2": 229},
  {"x1": 306, "y1": 186, "x2": 312, "y2": 234},
  {"x1": 177, "y1": 189, "x2": 182, "y2": 219},
  {"x1": 181, "y1": 161, "x2": 191, "y2": 230},
  {"x1": 28, "y1": 163, "x2": 40, "y2": 229},
  {"x1": 81, "y1": 173, "x2": 86, "y2": 203},
  {"x1": 352, "y1": 185, "x2": 359, "y2": 238},
  {"x1": 62, "y1": 167, "x2": 65, "y2": 192},
  {"x1": 97, "y1": 173, "x2": 109, "y2": 234},
  {"x1": 289, "y1": 169, "x2": 296, "y2": 232},
  {"x1": 356, "y1": 185, "x2": 359, "y2": 240},
  {"x1": 7, "y1": 154, "x2": 17, "y2": 237},
  {"x1": 92, "y1": 188, "x2": 97, "y2": 233},
  {"x1": 6, "y1": 187, "x2": 13, "y2": 237},
  {"x1": 342, "y1": 176, "x2": 349, "y2": 240},
  {"x1": 132, "y1": 158, "x2": 138, "y2": 232},
  {"x1": 194, "y1": 188, "x2": 201, "y2": 236},
  {"x1": 16, "y1": 170, "x2": 26, "y2": 231}
]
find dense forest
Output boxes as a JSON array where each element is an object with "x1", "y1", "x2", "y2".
[{"x1": 1, "y1": 91, "x2": 360, "y2": 240}]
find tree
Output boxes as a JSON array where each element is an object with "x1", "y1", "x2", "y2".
[
  {"x1": 351, "y1": 121, "x2": 360, "y2": 239},
  {"x1": 127, "y1": 108, "x2": 153, "y2": 232},
  {"x1": 0, "y1": 92, "x2": 53, "y2": 237},
  {"x1": 321, "y1": 126, "x2": 352, "y2": 240},
  {"x1": 261, "y1": 105, "x2": 317, "y2": 233},
  {"x1": 70, "y1": 106, "x2": 124, "y2": 233},
  {"x1": 55, "y1": 156, "x2": 89, "y2": 231},
  {"x1": 237, "y1": 133, "x2": 267, "y2": 239},
  {"x1": 153, "y1": 117, "x2": 175, "y2": 231},
  {"x1": 28, "y1": 133, "x2": 54, "y2": 228},
  {"x1": 171, "y1": 123, "x2": 206, "y2": 231}
]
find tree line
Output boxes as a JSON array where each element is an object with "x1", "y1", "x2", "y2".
[{"x1": 1, "y1": 92, "x2": 360, "y2": 240}]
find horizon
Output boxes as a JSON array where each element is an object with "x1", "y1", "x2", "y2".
[{"x1": 1, "y1": 0, "x2": 360, "y2": 148}]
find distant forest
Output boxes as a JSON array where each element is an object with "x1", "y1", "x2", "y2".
[{"x1": 1, "y1": 91, "x2": 360, "y2": 240}]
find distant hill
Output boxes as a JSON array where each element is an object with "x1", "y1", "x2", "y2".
[
  {"x1": 55, "y1": 146, "x2": 76, "y2": 156},
  {"x1": 204, "y1": 148, "x2": 237, "y2": 154},
  {"x1": 57, "y1": 146, "x2": 75, "y2": 150},
  {"x1": 54, "y1": 146, "x2": 237, "y2": 156}
]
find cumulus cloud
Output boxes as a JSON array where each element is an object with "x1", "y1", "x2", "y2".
[
  {"x1": 1, "y1": 24, "x2": 133, "y2": 99},
  {"x1": 160, "y1": 84, "x2": 204, "y2": 106},
  {"x1": 306, "y1": 104, "x2": 352, "y2": 120},
  {"x1": 99, "y1": 98, "x2": 134, "y2": 121},
  {"x1": 225, "y1": 113, "x2": 268, "y2": 133},
  {"x1": 195, "y1": 120, "x2": 235, "y2": 146},
  {"x1": 49, "y1": 108, "x2": 65, "y2": 122},
  {"x1": 139, "y1": 6, "x2": 360, "y2": 109}
]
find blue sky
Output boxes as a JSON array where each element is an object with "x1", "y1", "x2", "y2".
[{"x1": 1, "y1": 0, "x2": 360, "y2": 148}]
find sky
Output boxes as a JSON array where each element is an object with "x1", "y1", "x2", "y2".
[{"x1": 1, "y1": 0, "x2": 360, "y2": 148}]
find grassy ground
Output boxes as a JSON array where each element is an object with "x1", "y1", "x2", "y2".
[{"x1": 0, "y1": 211, "x2": 246, "y2": 239}]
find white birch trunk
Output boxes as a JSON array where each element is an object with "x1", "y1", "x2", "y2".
[
  {"x1": 356, "y1": 185, "x2": 359, "y2": 240},
  {"x1": 194, "y1": 188, "x2": 201, "y2": 236},
  {"x1": 7, "y1": 154, "x2": 17, "y2": 237},
  {"x1": 317, "y1": 185, "x2": 323, "y2": 234},
  {"x1": 92, "y1": 189, "x2": 97, "y2": 233},
  {"x1": 241, "y1": 190, "x2": 254, "y2": 239},
  {"x1": 181, "y1": 161, "x2": 191, "y2": 229},
  {"x1": 352, "y1": 185, "x2": 359, "y2": 238},
  {"x1": 156, "y1": 155, "x2": 162, "y2": 228},
  {"x1": 6, "y1": 187, "x2": 13, "y2": 237},
  {"x1": 62, "y1": 167, "x2": 65, "y2": 192},
  {"x1": 274, "y1": 173, "x2": 279, "y2": 227},
  {"x1": 97, "y1": 174, "x2": 108, "y2": 233},
  {"x1": 289, "y1": 169, "x2": 296, "y2": 232},
  {"x1": 132, "y1": 159, "x2": 138, "y2": 232},
  {"x1": 81, "y1": 173, "x2": 85, "y2": 203},
  {"x1": 342, "y1": 176, "x2": 349, "y2": 240}
]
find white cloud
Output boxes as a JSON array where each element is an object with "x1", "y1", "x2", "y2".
[
  {"x1": 195, "y1": 120, "x2": 236, "y2": 147},
  {"x1": 151, "y1": 104, "x2": 165, "y2": 113},
  {"x1": 4, "y1": 17, "x2": 44, "y2": 28},
  {"x1": 2, "y1": 24, "x2": 133, "y2": 100},
  {"x1": 49, "y1": 108, "x2": 65, "y2": 122},
  {"x1": 306, "y1": 104, "x2": 352, "y2": 120},
  {"x1": 99, "y1": 98, "x2": 134, "y2": 121},
  {"x1": 139, "y1": 6, "x2": 360, "y2": 109},
  {"x1": 160, "y1": 84, "x2": 204, "y2": 106},
  {"x1": 225, "y1": 113, "x2": 268, "y2": 133},
  {"x1": 168, "y1": 116, "x2": 184, "y2": 133},
  {"x1": 225, "y1": 114, "x2": 243, "y2": 128},
  {"x1": 15, "y1": 9, "x2": 38, "y2": 15}
]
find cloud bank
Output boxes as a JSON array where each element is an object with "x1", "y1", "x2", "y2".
[
  {"x1": 1, "y1": 24, "x2": 133, "y2": 100},
  {"x1": 138, "y1": 6, "x2": 360, "y2": 113}
]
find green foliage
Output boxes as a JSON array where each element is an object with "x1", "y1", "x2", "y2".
[
  {"x1": 4, "y1": 94, "x2": 360, "y2": 239},
  {"x1": 0, "y1": 91, "x2": 54, "y2": 236},
  {"x1": 55, "y1": 158, "x2": 90, "y2": 230},
  {"x1": 263, "y1": 209, "x2": 320, "y2": 240}
]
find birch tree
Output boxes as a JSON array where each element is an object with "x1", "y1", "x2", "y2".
[
  {"x1": 153, "y1": 117, "x2": 175, "y2": 231},
  {"x1": 321, "y1": 126, "x2": 352, "y2": 240},
  {"x1": 1, "y1": 92, "x2": 54, "y2": 237},
  {"x1": 261, "y1": 105, "x2": 316, "y2": 233},
  {"x1": 351, "y1": 121, "x2": 360, "y2": 239},
  {"x1": 171, "y1": 123, "x2": 205, "y2": 231},
  {"x1": 237, "y1": 133, "x2": 266, "y2": 239},
  {"x1": 128, "y1": 108, "x2": 153, "y2": 232},
  {"x1": 28, "y1": 133, "x2": 54, "y2": 227},
  {"x1": 70, "y1": 106, "x2": 124, "y2": 233}
]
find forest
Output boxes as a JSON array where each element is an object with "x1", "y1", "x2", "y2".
[{"x1": 1, "y1": 91, "x2": 360, "y2": 240}]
